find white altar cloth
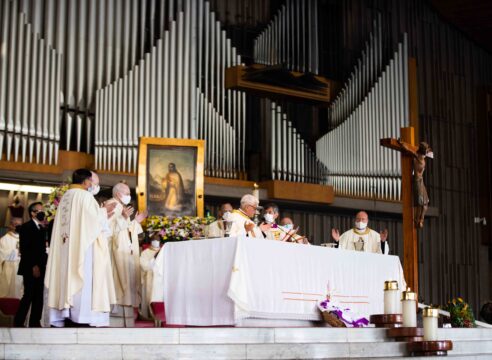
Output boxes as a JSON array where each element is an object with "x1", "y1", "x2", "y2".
[{"x1": 151, "y1": 236, "x2": 406, "y2": 326}]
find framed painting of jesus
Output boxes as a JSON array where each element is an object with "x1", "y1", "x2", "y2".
[{"x1": 137, "y1": 137, "x2": 205, "y2": 217}]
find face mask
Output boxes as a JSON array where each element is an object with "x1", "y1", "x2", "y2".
[
  {"x1": 222, "y1": 211, "x2": 231, "y2": 221},
  {"x1": 151, "y1": 240, "x2": 161, "y2": 248},
  {"x1": 355, "y1": 221, "x2": 367, "y2": 230},
  {"x1": 120, "y1": 194, "x2": 131, "y2": 205},
  {"x1": 88, "y1": 184, "x2": 100, "y2": 195},
  {"x1": 426, "y1": 151, "x2": 434, "y2": 159},
  {"x1": 283, "y1": 223, "x2": 293, "y2": 230},
  {"x1": 36, "y1": 212, "x2": 46, "y2": 221},
  {"x1": 264, "y1": 213, "x2": 275, "y2": 224},
  {"x1": 14, "y1": 225, "x2": 22, "y2": 233}
]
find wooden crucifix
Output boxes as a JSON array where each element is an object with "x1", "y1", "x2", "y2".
[{"x1": 380, "y1": 126, "x2": 419, "y2": 293}]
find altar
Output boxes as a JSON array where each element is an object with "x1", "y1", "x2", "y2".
[{"x1": 151, "y1": 237, "x2": 406, "y2": 326}]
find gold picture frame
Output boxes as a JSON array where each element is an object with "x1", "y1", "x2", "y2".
[{"x1": 137, "y1": 137, "x2": 205, "y2": 217}]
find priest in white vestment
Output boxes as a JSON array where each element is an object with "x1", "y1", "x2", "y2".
[
  {"x1": 108, "y1": 182, "x2": 147, "y2": 326},
  {"x1": 229, "y1": 194, "x2": 270, "y2": 238},
  {"x1": 45, "y1": 169, "x2": 117, "y2": 327},
  {"x1": 332, "y1": 211, "x2": 389, "y2": 254},
  {"x1": 205, "y1": 203, "x2": 233, "y2": 238},
  {"x1": 139, "y1": 239, "x2": 162, "y2": 318},
  {"x1": 0, "y1": 217, "x2": 23, "y2": 298}
]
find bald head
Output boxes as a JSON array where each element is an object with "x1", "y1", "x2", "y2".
[
  {"x1": 355, "y1": 211, "x2": 369, "y2": 222},
  {"x1": 113, "y1": 182, "x2": 130, "y2": 199}
]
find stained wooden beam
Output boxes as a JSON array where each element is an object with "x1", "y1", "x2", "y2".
[
  {"x1": 225, "y1": 64, "x2": 338, "y2": 106},
  {"x1": 260, "y1": 180, "x2": 334, "y2": 204}
]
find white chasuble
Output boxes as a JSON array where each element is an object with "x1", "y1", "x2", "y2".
[
  {"x1": 228, "y1": 210, "x2": 264, "y2": 239},
  {"x1": 205, "y1": 220, "x2": 226, "y2": 238},
  {"x1": 0, "y1": 232, "x2": 22, "y2": 298},
  {"x1": 139, "y1": 247, "x2": 160, "y2": 317},
  {"x1": 109, "y1": 201, "x2": 143, "y2": 308},
  {"x1": 338, "y1": 228, "x2": 383, "y2": 254},
  {"x1": 45, "y1": 186, "x2": 115, "y2": 326}
]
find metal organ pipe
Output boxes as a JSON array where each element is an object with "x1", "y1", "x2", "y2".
[
  {"x1": 91, "y1": 1, "x2": 246, "y2": 177},
  {"x1": 316, "y1": 33, "x2": 409, "y2": 201},
  {"x1": 0, "y1": 9, "x2": 60, "y2": 165}
]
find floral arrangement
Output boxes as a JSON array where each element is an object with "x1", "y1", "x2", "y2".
[
  {"x1": 318, "y1": 297, "x2": 369, "y2": 328},
  {"x1": 44, "y1": 183, "x2": 70, "y2": 221},
  {"x1": 442, "y1": 297, "x2": 476, "y2": 328},
  {"x1": 143, "y1": 215, "x2": 216, "y2": 242}
]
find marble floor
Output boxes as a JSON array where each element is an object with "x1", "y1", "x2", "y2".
[{"x1": 0, "y1": 327, "x2": 491, "y2": 359}]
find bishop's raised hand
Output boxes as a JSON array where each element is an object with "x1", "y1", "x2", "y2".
[{"x1": 331, "y1": 228, "x2": 340, "y2": 242}]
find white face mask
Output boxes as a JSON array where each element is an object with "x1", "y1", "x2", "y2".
[
  {"x1": 283, "y1": 223, "x2": 293, "y2": 230},
  {"x1": 355, "y1": 221, "x2": 368, "y2": 230},
  {"x1": 222, "y1": 211, "x2": 232, "y2": 221},
  {"x1": 89, "y1": 184, "x2": 100, "y2": 196},
  {"x1": 264, "y1": 213, "x2": 275, "y2": 224},
  {"x1": 151, "y1": 240, "x2": 161, "y2": 248},
  {"x1": 120, "y1": 194, "x2": 131, "y2": 205},
  {"x1": 426, "y1": 151, "x2": 434, "y2": 159}
]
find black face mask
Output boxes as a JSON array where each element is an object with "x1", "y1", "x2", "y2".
[
  {"x1": 35, "y1": 212, "x2": 46, "y2": 221},
  {"x1": 15, "y1": 225, "x2": 22, "y2": 233}
]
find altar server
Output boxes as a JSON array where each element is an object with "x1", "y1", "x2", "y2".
[
  {"x1": 229, "y1": 194, "x2": 269, "y2": 238},
  {"x1": 45, "y1": 169, "x2": 117, "y2": 327},
  {"x1": 108, "y1": 182, "x2": 147, "y2": 326},
  {"x1": 0, "y1": 217, "x2": 23, "y2": 298},
  {"x1": 139, "y1": 238, "x2": 162, "y2": 317},
  {"x1": 331, "y1": 211, "x2": 389, "y2": 254},
  {"x1": 206, "y1": 203, "x2": 234, "y2": 238}
]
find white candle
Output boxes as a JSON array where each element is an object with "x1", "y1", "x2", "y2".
[
  {"x1": 423, "y1": 307, "x2": 439, "y2": 341},
  {"x1": 401, "y1": 288, "x2": 417, "y2": 327},
  {"x1": 253, "y1": 183, "x2": 259, "y2": 200},
  {"x1": 384, "y1": 280, "x2": 399, "y2": 314}
]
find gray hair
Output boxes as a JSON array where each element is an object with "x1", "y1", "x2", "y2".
[
  {"x1": 240, "y1": 194, "x2": 258, "y2": 210},
  {"x1": 112, "y1": 182, "x2": 129, "y2": 198}
]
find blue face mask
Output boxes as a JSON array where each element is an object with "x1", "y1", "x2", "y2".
[{"x1": 283, "y1": 223, "x2": 293, "y2": 230}]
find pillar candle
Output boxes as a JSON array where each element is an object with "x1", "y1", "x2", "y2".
[
  {"x1": 401, "y1": 287, "x2": 417, "y2": 327},
  {"x1": 384, "y1": 280, "x2": 399, "y2": 314},
  {"x1": 423, "y1": 307, "x2": 439, "y2": 341}
]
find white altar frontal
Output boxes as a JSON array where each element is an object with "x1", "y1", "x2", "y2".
[{"x1": 152, "y1": 237, "x2": 406, "y2": 326}]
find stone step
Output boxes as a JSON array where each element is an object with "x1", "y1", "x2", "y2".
[{"x1": 0, "y1": 328, "x2": 490, "y2": 359}]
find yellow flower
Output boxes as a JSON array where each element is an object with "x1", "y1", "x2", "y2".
[{"x1": 458, "y1": 297, "x2": 463, "y2": 303}]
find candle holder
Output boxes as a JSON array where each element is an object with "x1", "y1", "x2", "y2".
[
  {"x1": 387, "y1": 327, "x2": 424, "y2": 342},
  {"x1": 407, "y1": 340, "x2": 453, "y2": 357},
  {"x1": 370, "y1": 280, "x2": 403, "y2": 328},
  {"x1": 405, "y1": 308, "x2": 453, "y2": 357}
]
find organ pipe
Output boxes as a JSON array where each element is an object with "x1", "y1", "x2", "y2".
[{"x1": 316, "y1": 34, "x2": 409, "y2": 201}]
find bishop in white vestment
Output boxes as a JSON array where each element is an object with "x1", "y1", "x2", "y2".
[
  {"x1": 206, "y1": 203, "x2": 233, "y2": 238},
  {"x1": 139, "y1": 240, "x2": 161, "y2": 317},
  {"x1": 229, "y1": 194, "x2": 269, "y2": 238},
  {"x1": 108, "y1": 183, "x2": 146, "y2": 325},
  {"x1": 45, "y1": 170, "x2": 116, "y2": 327},
  {"x1": 332, "y1": 211, "x2": 389, "y2": 254},
  {"x1": 0, "y1": 218, "x2": 23, "y2": 298}
]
